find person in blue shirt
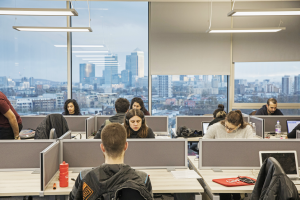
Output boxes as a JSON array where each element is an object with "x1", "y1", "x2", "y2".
[
  {"x1": 255, "y1": 98, "x2": 283, "y2": 115},
  {"x1": 62, "y1": 99, "x2": 82, "y2": 115}
]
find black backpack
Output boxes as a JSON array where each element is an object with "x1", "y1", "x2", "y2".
[{"x1": 176, "y1": 126, "x2": 202, "y2": 137}]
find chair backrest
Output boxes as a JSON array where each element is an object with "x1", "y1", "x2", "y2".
[
  {"x1": 118, "y1": 188, "x2": 145, "y2": 200},
  {"x1": 49, "y1": 128, "x2": 57, "y2": 139}
]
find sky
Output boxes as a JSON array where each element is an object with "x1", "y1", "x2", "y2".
[{"x1": 0, "y1": 0, "x2": 148, "y2": 83}]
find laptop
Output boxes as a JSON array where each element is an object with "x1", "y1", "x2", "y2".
[
  {"x1": 286, "y1": 120, "x2": 300, "y2": 133},
  {"x1": 202, "y1": 122, "x2": 210, "y2": 136},
  {"x1": 259, "y1": 151, "x2": 300, "y2": 184}
]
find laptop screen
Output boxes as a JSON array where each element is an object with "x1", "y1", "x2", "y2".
[
  {"x1": 287, "y1": 121, "x2": 300, "y2": 133},
  {"x1": 202, "y1": 122, "x2": 209, "y2": 135},
  {"x1": 260, "y1": 152, "x2": 298, "y2": 175}
]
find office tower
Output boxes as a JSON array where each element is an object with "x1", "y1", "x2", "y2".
[
  {"x1": 294, "y1": 75, "x2": 300, "y2": 93},
  {"x1": 125, "y1": 48, "x2": 144, "y2": 78},
  {"x1": 0, "y1": 76, "x2": 8, "y2": 88},
  {"x1": 158, "y1": 75, "x2": 172, "y2": 97},
  {"x1": 203, "y1": 75, "x2": 208, "y2": 82},
  {"x1": 29, "y1": 77, "x2": 34, "y2": 87},
  {"x1": 180, "y1": 75, "x2": 187, "y2": 81},
  {"x1": 21, "y1": 77, "x2": 28, "y2": 82},
  {"x1": 194, "y1": 75, "x2": 200, "y2": 81},
  {"x1": 104, "y1": 55, "x2": 118, "y2": 85},
  {"x1": 121, "y1": 70, "x2": 132, "y2": 87},
  {"x1": 212, "y1": 77, "x2": 219, "y2": 88},
  {"x1": 282, "y1": 75, "x2": 292, "y2": 94},
  {"x1": 80, "y1": 63, "x2": 95, "y2": 85},
  {"x1": 217, "y1": 75, "x2": 223, "y2": 82},
  {"x1": 223, "y1": 75, "x2": 228, "y2": 83}
]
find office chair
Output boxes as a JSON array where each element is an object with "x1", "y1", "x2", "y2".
[
  {"x1": 118, "y1": 188, "x2": 145, "y2": 200},
  {"x1": 49, "y1": 128, "x2": 57, "y2": 139}
]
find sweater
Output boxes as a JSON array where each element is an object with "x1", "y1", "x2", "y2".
[
  {"x1": 255, "y1": 105, "x2": 283, "y2": 115},
  {"x1": 128, "y1": 127, "x2": 155, "y2": 138},
  {"x1": 203, "y1": 122, "x2": 253, "y2": 139}
]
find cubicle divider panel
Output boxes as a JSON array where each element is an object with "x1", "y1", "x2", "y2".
[
  {"x1": 0, "y1": 140, "x2": 55, "y2": 169},
  {"x1": 176, "y1": 116, "x2": 213, "y2": 131},
  {"x1": 256, "y1": 115, "x2": 300, "y2": 132},
  {"x1": 249, "y1": 116, "x2": 264, "y2": 138},
  {"x1": 21, "y1": 116, "x2": 46, "y2": 130},
  {"x1": 145, "y1": 116, "x2": 168, "y2": 132},
  {"x1": 41, "y1": 141, "x2": 60, "y2": 191},
  {"x1": 198, "y1": 139, "x2": 300, "y2": 170},
  {"x1": 86, "y1": 116, "x2": 95, "y2": 139},
  {"x1": 243, "y1": 114, "x2": 249, "y2": 123},
  {"x1": 63, "y1": 139, "x2": 187, "y2": 168},
  {"x1": 64, "y1": 116, "x2": 90, "y2": 132},
  {"x1": 59, "y1": 130, "x2": 71, "y2": 140},
  {"x1": 96, "y1": 116, "x2": 111, "y2": 130}
]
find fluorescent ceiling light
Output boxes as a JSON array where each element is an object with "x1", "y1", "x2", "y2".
[
  {"x1": 75, "y1": 55, "x2": 112, "y2": 57},
  {"x1": 0, "y1": 8, "x2": 78, "y2": 16},
  {"x1": 72, "y1": 51, "x2": 108, "y2": 53},
  {"x1": 88, "y1": 61, "x2": 117, "y2": 63},
  {"x1": 207, "y1": 27, "x2": 285, "y2": 33},
  {"x1": 228, "y1": 9, "x2": 300, "y2": 16},
  {"x1": 82, "y1": 58, "x2": 114, "y2": 60},
  {"x1": 13, "y1": 26, "x2": 92, "y2": 32},
  {"x1": 54, "y1": 45, "x2": 104, "y2": 47},
  {"x1": 94, "y1": 63, "x2": 119, "y2": 65}
]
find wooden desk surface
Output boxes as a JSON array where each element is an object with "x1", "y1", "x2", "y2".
[
  {"x1": 44, "y1": 168, "x2": 204, "y2": 195},
  {"x1": 0, "y1": 171, "x2": 40, "y2": 196},
  {"x1": 188, "y1": 156, "x2": 300, "y2": 193}
]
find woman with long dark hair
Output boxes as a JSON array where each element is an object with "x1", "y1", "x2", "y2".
[
  {"x1": 124, "y1": 109, "x2": 154, "y2": 138},
  {"x1": 62, "y1": 99, "x2": 81, "y2": 115},
  {"x1": 130, "y1": 97, "x2": 150, "y2": 115}
]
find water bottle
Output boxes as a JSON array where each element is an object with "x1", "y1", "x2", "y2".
[
  {"x1": 275, "y1": 121, "x2": 281, "y2": 138},
  {"x1": 252, "y1": 123, "x2": 256, "y2": 137},
  {"x1": 59, "y1": 161, "x2": 69, "y2": 187}
]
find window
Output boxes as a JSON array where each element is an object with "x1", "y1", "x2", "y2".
[
  {"x1": 152, "y1": 75, "x2": 228, "y2": 128},
  {"x1": 0, "y1": 1, "x2": 67, "y2": 115},
  {"x1": 235, "y1": 62, "x2": 300, "y2": 103},
  {"x1": 71, "y1": 2, "x2": 149, "y2": 115}
]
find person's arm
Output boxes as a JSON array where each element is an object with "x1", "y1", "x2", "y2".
[
  {"x1": 3, "y1": 109, "x2": 20, "y2": 139},
  {"x1": 203, "y1": 124, "x2": 216, "y2": 139},
  {"x1": 147, "y1": 128, "x2": 155, "y2": 138},
  {"x1": 287, "y1": 123, "x2": 300, "y2": 138},
  {"x1": 145, "y1": 175, "x2": 153, "y2": 198}
]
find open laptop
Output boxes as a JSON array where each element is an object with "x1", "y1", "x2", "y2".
[
  {"x1": 286, "y1": 120, "x2": 300, "y2": 133},
  {"x1": 259, "y1": 151, "x2": 300, "y2": 184},
  {"x1": 202, "y1": 122, "x2": 210, "y2": 136}
]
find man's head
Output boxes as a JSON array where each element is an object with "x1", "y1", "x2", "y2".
[
  {"x1": 266, "y1": 98, "x2": 278, "y2": 114},
  {"x1": 115, "y1": 98, "x2": 130, "y2": 113},
  {"x1": 100, "y1": 123, "x2": 128, "y2": 159}
]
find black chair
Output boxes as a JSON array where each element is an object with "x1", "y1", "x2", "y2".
[{"x1": 118, "y1": 188, "x2": 145, "y2": 200}]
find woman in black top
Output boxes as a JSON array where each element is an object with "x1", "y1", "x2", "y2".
[
  {"x1": 208, "y1": 104, "x2": 226, "y2": 127},
  {"x1": 287, "y1": 123, "x2": 300, "y2": 138},
  {"x1": 130, "y1": 97, "x2": 150, "y2": 116},
  {"x1": 124, "y1": 109, "x2": 155, "y2": 138},
  {"x1": 62, "y1": 99, "x2": 82, "y2": 115}
]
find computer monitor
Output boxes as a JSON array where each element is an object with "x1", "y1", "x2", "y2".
[
  {"x1": 287, "y1": 120, "x2": 300, "y2": 133},
  {"x1": 202, "y1": 122, "x2": 210, "y2": 135},
  {"x1": 259, "y1": 151, "x2": 299, "y2": 179}
]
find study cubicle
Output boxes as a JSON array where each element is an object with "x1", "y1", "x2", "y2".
[
  {"x1": 21, "y1": 116, "x2": 45, "y2": 130},
  {"x1": 256, "y1": 115, "x2": 300, "y2": 133},
  {"x1": 249, "y1": 116, "x2": 264, "y2": 138},
  {"x1": 176, "y1": 116, "x2": 214, "y2": 131}
]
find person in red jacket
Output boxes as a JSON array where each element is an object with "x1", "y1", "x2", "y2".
[{"x1": 0, "y1": 92, "x2": 22, "y2": 139}]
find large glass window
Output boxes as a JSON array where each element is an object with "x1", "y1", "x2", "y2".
[
  {"x1": 0, "y1": 1, "x2": 67, "y2": 115},
  {"x1": 235, "y1": 62, "x2": 300, "y2": 103},
  {"x1": 152, "y1": 75, "x2": 228, "y2": 128},
  {"x1": 71, "y1": 2, "x2": 148, "y2": 115}
]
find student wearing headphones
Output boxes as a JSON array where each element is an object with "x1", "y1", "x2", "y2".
[{"x1": 124, "y1": 109, "x2": 155, "y2": 138}]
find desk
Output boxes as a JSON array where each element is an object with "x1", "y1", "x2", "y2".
[
  {"x1": 71, "y1": 132, "x2": 86, "y2": 139},
  {"x1": 44, "y1": 168, "x2": 204, "y2": 196},
  {"x1": 0, "y1": 171, "x2": 40, "y2": 196},
  {"x1": 177, "y1": 137, "x2": 202, "y2": 142}
]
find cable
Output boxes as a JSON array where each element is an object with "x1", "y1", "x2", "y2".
[
  {"x1": 209, "y1": 0, "x2": 213, "y2": 30},
  {"x1": 87, "y1": 0, "x2": 91, "y2": 27}
]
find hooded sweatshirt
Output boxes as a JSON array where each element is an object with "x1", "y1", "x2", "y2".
[{"x1": 255, "y1": 105, "x2": 283, "y2": 115}]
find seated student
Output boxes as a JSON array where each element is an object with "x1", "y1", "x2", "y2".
[
  {"x1": 62, "y1": 99, "x2": 81, "y2": 115},
  {"x1": 70, "y1": 123, "x2": 153, "y2": 200},
  {"x1": 255, "y1": 98, "x2": 283, "y2": 115},
  {"x1": 287, "y1": 123, "x2": 300, "y2": 138},
  {"x1": 94, "y1": 98, "x2": 129, "y2": 139},
  {"x1": 124, "y1": 109, "x2": 155, "y2": 138},
  {"x1": 208, "y1": 104, "x2": 227, "y2": 127},
  {"x1": 203, "y1": 110, "x2": 253, "y2": 139},
  {"x1": 130, "y1": 97, "x2": 150, "y2": 115}
]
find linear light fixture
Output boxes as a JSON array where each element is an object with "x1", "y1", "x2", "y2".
[
  {"x1": 0, "y1": 8, "x2": 78, "y2": 16},
  {"x1": 206, "y1": 27, "x2": 286, "y2": 33},
  {"x1": 13, "y1": 26, "x2": 92, "y2": 32},
  {"x1": 54, "y1": 45, "x2": 104, "y2": 47},
  {"x1": 72, "y1": 51, "x2": 108, "y2": 53},
  {"x1": 75, "y1": 55, "x2": 112, "y2": 57},
  {"x1": 88, "y1": 61, "x2": 117, "y2": 63},
  {"x1": 228, "y1": 8, "x2": 300, "y2": 16},
  {"x1": 82, "y1": 58, "x2": 114, "y2": 60}
]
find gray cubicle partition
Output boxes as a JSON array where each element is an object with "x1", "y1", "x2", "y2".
[
  {"x1": 145, "y1": 116, "x2": 168, "y2": 133},
  {"x1": 96, "y1": 116, "x2": 110, "y2": 129},
  {"x1": 62, "y1": 139, "x2": 187, "y2": 169},
  {"x1": 59, "y1": 130, "x2": 72, "y2": 140},
  {"x1": 242, "y1": 114, "x2": 249, "y2": 122},
  {"x1": 64, "y1": 116, "x2": 90, "y2": 132},
  {"x1": 176, "y1": 116, "x2": 213, "y2": 131},
  {"x1": 249, "y1": 116, "x2": 264, "y2": 138},
  {"x1": 86, "y1": 116, "x2": 96, "y2": 139},
  {"x1": 256, "y1": 115, "x2": 300, "y2": 132},
  {"x1": 0, "y1": 140, "x2": 54, "y2": 170},
  {"x1": 198, "y1": 139, "x2": 300, "y2": 170},
  {"x1": 40, "y1": 141, "x2": 59, "y2": 191},
  {"x1": 21, "y1": 116, "x2": 46, "y2": 130}
]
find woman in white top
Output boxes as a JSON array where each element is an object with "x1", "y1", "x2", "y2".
[{"x1": 203, "y1": 110, "x2": 253, "y2": 139}]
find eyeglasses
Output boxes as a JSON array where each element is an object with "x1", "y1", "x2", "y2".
[
  {"x1": 224, "y1": 124, "x2": 238, "y2": 131},
  {"x1": 238, "y1": 176, "x2": 256, "y2": 184}
]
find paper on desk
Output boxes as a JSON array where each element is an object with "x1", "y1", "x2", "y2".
[{"x1": 171, "y1": 170, "x2": 201, "y2": 179}]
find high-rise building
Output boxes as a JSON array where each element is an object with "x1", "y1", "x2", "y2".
[
  {"x1": 180, "y1": 75, "x2": 187, "y2": 81},
  {"x1": 282, "y1": 75, "x2": 292, "y2": 94},
  {"x1": 223, "y1": 75, "x2": 228, "y2": 83},
  {"x1": 104, "y1": 55, "x2": 118, "y2": 85},
  {"x1": 158, "y1": 75, "x2": 172, "y2": 97},
  {"x1": 29, "y1": 77, "x2": 34, "y2": 87},
  {"x1": 294, "y1": 74, "x2": 300, "y2": 93},
  {"x1": 80, "y1": 63, "x2": 95, "y2": 85},
  {"x1": 126, "y1": 48, "x2": 144, "y2": 78},
  {"x1": 21, "y1": 77, "x2": 28, "y2": 82},
  {"x1": 0, "y1": 76, "x2": 8, "y2": 88},
  {"x1": 203, "y1": 75, "x2": 208, "y2": 82},
  {"x1": 212, "y1": 77, "x2": 219, "y2": 88},
  {"x1": 121, "y1": 70, "x2": 132, "y2": 87},
  {"x1": 217, "y1": 75, "x2": 223, "y2": 82}
]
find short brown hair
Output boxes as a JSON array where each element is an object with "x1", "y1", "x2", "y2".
[
  {"x1": 267, "y1": 98, "x2": 277, "y2": 106},
  {"x1": 221, "y1": 110, "x2": 248, "y2": 129},
  {"x1": 115, "y1": 98, "x2": 130, "y2": 113},
  {"x1": 101, "y1": 123, "x2": 127, "y2": 158}
]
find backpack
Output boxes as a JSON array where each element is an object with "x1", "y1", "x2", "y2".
[{"x1": 176, "y1": 126, "x2": 202, "y2": 137}]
